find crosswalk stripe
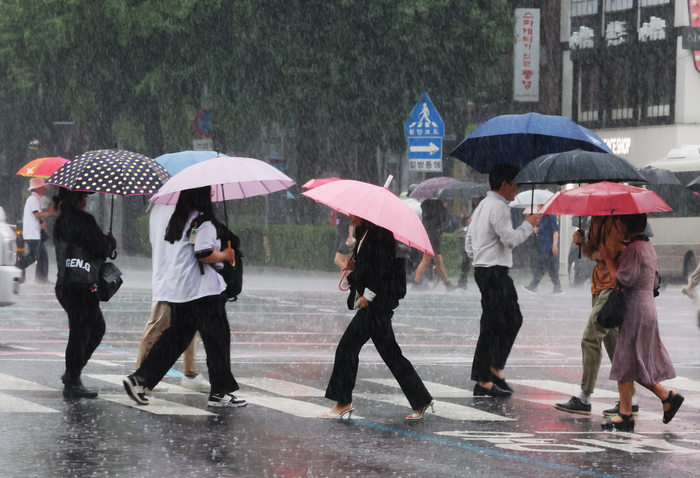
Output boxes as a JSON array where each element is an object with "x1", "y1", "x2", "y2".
[
  {"x1": 85, "y1": 374, "x2": 200, "y2": 394},
  {"x1": 364, "y1": 378, "x2": 473, "y2": 398},
  {"x1": 0, "y1": 372, "x2": 54, "y2": 391},
  {"x1": 508, "y1": 380, "x2": 619, "y2": 398},
  {"x1": 663, "y1": 377, "x2": 700, "y2": 393},
  {"x1": 238, "y1": 377, "x2": 325, "y2": 397},
  {"x1": 0, "y1": 391, "x2": 59, "y2": 413},
  {"x1": 368, "y1": 393, "x2": 513, "y2": 421},
  {"x1": 98, "y1": 394, "x2": 215, "y2": 416},
  {"x1": 242, "y1": 391, "x2": 361, "y2": 418}
]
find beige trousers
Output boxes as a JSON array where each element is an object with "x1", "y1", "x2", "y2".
[{"x1": 136, "y1": 301, "x2": 198, "y2": 376}]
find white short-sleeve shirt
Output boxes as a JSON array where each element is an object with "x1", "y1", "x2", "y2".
[
  {"x1": 149, "y1": 204, "x2": 176, "y2": 302},
  {"x1": 165, "y1": 211, "x2": 226, "y2": 303},
  {"x1": 22, "y1": 192, "x2": 42, "y2": 240}
]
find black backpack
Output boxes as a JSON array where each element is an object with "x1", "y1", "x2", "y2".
[{"x1": 191, "y1": 214, "x2": 243, "y2": 301}]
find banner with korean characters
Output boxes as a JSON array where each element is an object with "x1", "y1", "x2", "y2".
[{"x1": 513, "y1": 8, "x2": 539, "y2": 102}]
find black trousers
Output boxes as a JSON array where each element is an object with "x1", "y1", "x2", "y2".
[
  {"x1": 528, "y1": 249, "x2": 561, "y2": 289},
  {"x1": 56, "y1": 284, "x2": 106, "y2": 381},
  {"x1": 136, "y1": 293, "x2": 239, "y2": 395},
  {"x1": 471, "y1": 266, "x2": 523, "y2": 382},
  {"x1": 325, "y1": 305, "x2": 432, "y2": 410}
]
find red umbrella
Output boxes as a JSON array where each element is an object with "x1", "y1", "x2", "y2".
[
  {"x1": 16, "y1": 156, "x2": 69, "y2": 178},
  {"x1": 539, "y1": 181, "x2": 672, "y2": 216},
  {"x1": 302, "y1": 177, "x2": 434, "y2": 255},
  {"x1": 301, "y1": 177, "x2": 341, "y2": 189},
  {"x1": 409, "y1": 176, "x2": 460, "y2": 199}
]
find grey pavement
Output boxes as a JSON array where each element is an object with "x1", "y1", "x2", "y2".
[{"x1": 2, "y1": 255, "x2": 700, "y2": 478}]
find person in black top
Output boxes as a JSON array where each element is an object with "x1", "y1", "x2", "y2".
[
  {"x1": 413, "y1": 199, "x2": 454, "y2": 290},
  {"x1": 323, "y1": 215, "x2": 433, "y2": 420},
  {"x1": 53, "y1": 188, "x2": 116, "y2": 399}
]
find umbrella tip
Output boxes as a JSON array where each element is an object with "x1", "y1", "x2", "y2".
[{"x1": 383, "y1": 175, "x2": 393, "y2": 189}]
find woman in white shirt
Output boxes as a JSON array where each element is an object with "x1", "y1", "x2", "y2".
[{"x1": 123, "y1": 186, "x2": 246, "y2": 408}]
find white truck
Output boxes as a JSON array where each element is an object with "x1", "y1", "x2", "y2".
[{"x1": 0, "y1": 207, "x2": 22, "y2": 305}]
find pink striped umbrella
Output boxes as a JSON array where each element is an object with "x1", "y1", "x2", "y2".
[
  {"x1": 301, "y1": 177, "x2": 341, "y2": 189},
  {"x1": 303, "y1": 178, "x2": 434, "y2": 255},
  {"x1": 409, "y1": 176, "x2": 461, "y2": 199}
]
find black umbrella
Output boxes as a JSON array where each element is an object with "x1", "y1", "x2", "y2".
[
  {"x1": 47, "y1": 149, "x2": 171, "y2": 231},
  {"x1": 686, "y1": 176, "x2": 700, "y2": 193},
  {"x1": 633, "y1": 167, "x2": 681, "y2": 186},
  {"x1": 512, "y1": 150, "x2": 646, "y2": 185},
  {"x1": 436, "y1": 181, "x2": 489, "y2": 201}
]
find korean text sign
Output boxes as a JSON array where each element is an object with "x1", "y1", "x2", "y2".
[{"x1": 514, "y1": 8, "x2": 540, "y2": 102}]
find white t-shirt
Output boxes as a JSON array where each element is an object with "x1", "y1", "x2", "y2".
[
  {"x1": 22, "y1": 192, "x2": 42, "y2": 240},
  {"x1": 165, "y1": 211, "x2": 226, "y2": 303},
  {"x1": 149, "y1": 204, "x2": 176, "y2": 301}
]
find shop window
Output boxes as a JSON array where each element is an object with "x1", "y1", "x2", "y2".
[
  {"x1": 578, "y1": 62, "x2": 601, "y2": 124},
  {"x1": 608, "y1": 57, "x2": 636, "y2": 123},
  {"x1": 572, "y1": 0, "x2": 598, "y2": 17},
  {"x1": 605, "y1": 0, "x2": 634, "y2": 11},
  {"x1": 640, "y1": 0, "x2": 670, "y2": 6},
  {"x1": 641, "y1": 52, "x2": 674, "y2": 123}
]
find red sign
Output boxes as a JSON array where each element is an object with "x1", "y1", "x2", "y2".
[{"x1": 194, "y1": 110, "x2": 212, "y2": 138}]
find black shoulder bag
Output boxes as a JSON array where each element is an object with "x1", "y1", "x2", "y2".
[{"x1": 597, "y1": 280, "x2": 625, "y2": 329}]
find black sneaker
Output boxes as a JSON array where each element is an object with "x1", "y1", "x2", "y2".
[
  {"x1": 551, "y1": 287, "x2": 564, "y2": 295},
  {"x1": 554, "y1": 396, "x2": 592, "y2": 415},
  {"x1": 208, "y1": 392, "x2": 247, "y2": 408},
  {"x1": 473, "y1": 383, "x2": 511, "y2": 398},
  {"x1": 603, "y1": 401, "x2": 639, "y2": 417},
  {"x1": 62, "y1": 377, "x2": 98, "y2": 399},
  {"x1": 123, "y1": 374, "x2": 149, "y2": 405},
  {"x1": 521, "y1": 284, "x2": 537, "y2": 294}
]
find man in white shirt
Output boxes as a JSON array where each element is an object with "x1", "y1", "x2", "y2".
[
  {"x1": 466, "y1": 164, "x2": 541, "y2": 397},
  {"x1": 16, "y1": 178, "x2": 55, "y2": 283}
]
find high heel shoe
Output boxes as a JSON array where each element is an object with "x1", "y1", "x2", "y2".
[
  {"x1": 601, "y1": 412, "x2": 635, "y2": 432},
  {"x1": 662, "y1": 391, "x2": 684, "y2": 424},
  {"x1": 406, "y1": 400, "x2": 435, "y2": 421},
  {"x1": 322, "y1": 406, "x2": 355, "y2": 420}
]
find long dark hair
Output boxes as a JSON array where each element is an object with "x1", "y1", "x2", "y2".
[
  {"x1": 55, "y1": 187, "x2": 88, "y2": 213},
  {"x1": 164, "y1": 186, "x2": 215, "y2": 243}
]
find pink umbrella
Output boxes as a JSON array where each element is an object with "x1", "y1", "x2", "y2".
[
  {"x1": 302, "y1": 177, "x2": 434, "y2": 255},
  {"x1": 150, "y1": 155, "x2": 296, "y2": 205},
  {"x1": 409, "y1": 176, "x2": 461, "y2": 199},
  {"x1": 301, "y1": 177, "x2": 341, "y2": 189},
  {"x1": 539, "y1": 181, "x2": 672, "y2": 216}
]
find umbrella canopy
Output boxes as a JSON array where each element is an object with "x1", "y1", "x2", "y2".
[
  {"x1": 539, "y1": 182, "x2": 672, "y2": 216},
  {"x1": 513, "y1": 150, "x2": 645, "y2": 185},
  {"x1": 47, "y1": 149, "x2": 170, "y2": 196},
  {"x1": 686, "y1": 176, "x2": 700, "y2": 193},
  {"x1": 436, "y1": 181, "x2": 489, "y2": 201},
  {"x1": 633, "y1": 166, "x2": 681, "y2": 186},
  {"x1": 17, "y1": 157, "x2": 69, "y2": 178},
  {"x1": 450, "y1": 113, "x2": 612, "y2": 174},
  {"x1": 155, "y1": 150, "x2": 219, "y2": 176},
  {"x1": 150, "y1": 155, "x2": 296, "y2": 205},
  {"x1": 302, "y1": 178, "x2": 434, "y2": 255},
  {"x1": 510, "y1": 189, "x2": 553, "y2": 208},
  {"x1": 409, "y1": 176, "x2": 460, "y2": 199},
  {"x1": 301, "y1": 177, "x2": 342, "y2": 189}
]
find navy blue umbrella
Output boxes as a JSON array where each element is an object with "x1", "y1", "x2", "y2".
[{"x1": 449, "y1": 113, "x2": 613, "y2": 174}]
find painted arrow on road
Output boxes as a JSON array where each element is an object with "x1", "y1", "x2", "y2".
[{"x1": 409, "y1": 143, "x2": 440, "y2": 155}]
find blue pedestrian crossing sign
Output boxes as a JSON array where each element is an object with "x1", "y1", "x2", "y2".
[{"x1": 405, "y1": 93, "x2": 444, "y2": 171}]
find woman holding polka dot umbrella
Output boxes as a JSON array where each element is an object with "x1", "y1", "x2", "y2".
[{"x1": 47, "y1": 149, "x2": 171, "y2": 233}]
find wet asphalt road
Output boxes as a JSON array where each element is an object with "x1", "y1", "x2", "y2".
[{"x1": 1, "y1": 257, "x2": 700, "y2": 478}]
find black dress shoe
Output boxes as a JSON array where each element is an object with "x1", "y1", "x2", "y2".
[
  {"x1": 473, "y1": 383, "x2": 512, "y2": 398},
  {"x1": 491, "y1": 374, "x2": 513, "y2": 393},
  {"x1": 63, "y1": 377, "x2": 98, "y2": 399}
]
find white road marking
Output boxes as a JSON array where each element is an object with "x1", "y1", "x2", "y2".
[
  {"x1": 364, "y1": 378, "x2": 473, "y2": 398},
  {"x1": 508, "y1": 379, "x2": 619, "y2": 398},
  {"x1": 242, "y1": 391, "x2": 361, "y2": 419},
  {"x1": 369, "y1": 393, "x2": 512, "y2": 421},
  {"x1": 663, "y1": 376, "x2": 700, "y2": 393},
  {"x1": 0, "y1": 391, "x2": 58, "y2": 413},
  {"x1": 238, "y1": 377, "x2": 325, "y2": 397},
  {"x1": 99, "y1": 394, "x2": 215, "y2": 416},
  {"x1": 85, "y1": 374, "x2": 200, "y2": 394},
  {"x1": 0, "y1": 372, "x2": 53, "y2": 391}
]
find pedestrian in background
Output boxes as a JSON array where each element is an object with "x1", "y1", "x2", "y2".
[
  {"x1": 555, "y1": 215, "x2": 637, "y2": 416},
  {"x1": 331, "y1": 210, "x2": 355, "y2": 270},
  {"x1": 413, "y1": 198, "x2": 454, "y2": 290},
  {"x1": 124, "y1": 186, "x2": 245, "y2": 408},
  {"x1": 599, "y1": 213, "x2": 683, "y2": 431},
  {"x1": 522, "y1": 212, "x2": 563, "y2": 295},
  {"x1": 323, "y1": 215, "x2": 433, "y2": 420},
  {"x1": 54, "y1": 188, "x2": 116, "y2": 399},
  {"x1": 16, "y1": 178, "x2": 55, "y2": 283},
  {"x1": 134, "y1": 203, "x2": 210, "y2": 392},
  {"x1": 465, "y1": 163, "x2": 540, "y2": 397}
]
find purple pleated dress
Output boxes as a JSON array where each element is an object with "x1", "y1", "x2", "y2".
[{"x1": 609, "y1": 239, "x2": 676, "y2": 384}]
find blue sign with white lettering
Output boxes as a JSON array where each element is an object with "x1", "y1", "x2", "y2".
[{"x1": 405, "y1": 93, "x2": 445, "y2": 138}]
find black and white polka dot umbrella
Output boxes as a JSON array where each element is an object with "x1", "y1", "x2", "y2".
[{"x1": 47, "y1": 149, "x2": 170, "y2": 196}]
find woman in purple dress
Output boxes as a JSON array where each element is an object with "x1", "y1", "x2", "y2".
[{"x1": 600, "y1": 213, "x2": 684, "y2": 431}]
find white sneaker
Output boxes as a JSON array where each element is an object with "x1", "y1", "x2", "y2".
[
  {"x1": 180, "y1": 374, "x2": 211, "y2": 392},
  {"x1": 207, "y1": 393, "x2": 247, "y2": 407}
]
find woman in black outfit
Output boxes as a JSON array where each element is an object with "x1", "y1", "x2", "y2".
[
  {"x1": 53, "y1": 189, "x2": 116, "y2": 399},
  {"x1": 323, "y1": 215, "x2": 433, "y2": 420}
]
